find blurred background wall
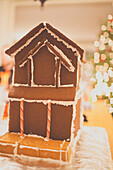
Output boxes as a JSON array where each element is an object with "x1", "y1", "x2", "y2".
[{"x1": 0, "y1": 0, "x2": 113, "y2": 60}]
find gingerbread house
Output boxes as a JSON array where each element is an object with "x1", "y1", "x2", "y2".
[{"x1": 0, "y1": 22, "x2": 84, "y2": 162}]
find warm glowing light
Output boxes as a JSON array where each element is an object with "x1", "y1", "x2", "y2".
[
  {"x1": 96, "y1": 65, "x2": 100, "y2": 71},
  {"x1": 94, "y1": 41, "x2": 99, "y2": 47},
  {"x1": 91, "y1": 89, "x2": 97, "y2": 102},
  {"x1": 90, "y1": 77, "x2": 96, "y2": 83},
  {"x1": 96, "y1": 71, "x2": 102, "y2": 80},
  {"x1": 92, "y1": 96, "x2": 97, "y2": 102},
  {"x1": 110, "y1": 98, "x2": 113, "y2": 104},
  {"x1": 108, "y1": 39, "x2": 113, "y2": 46},
  {"x1": 94, "y1": 52, "x2": 100, "y2": 58},
  {"x1": 106, "y1": 89, "x2": 110, "y2": 96},
  {"x1": 100, "y1": 35, "x2": 105, "y2": 42},
  {"x1": 104, "y1": 63, "x2": 109, "y2": 69},
  {"x1": 110, "y1": 59, "x2": 113, "y2": 65},
  {"x1": 108, "y1": 14, "x2": 112, "y2": 20},
  {"x1": 110, "y1": 83, "x2": 113, "y2": 92},
  {"x1": 104, "y1": 32, "x2": 109, "y2": 38},
  {"x1": 99, "y1": 44, "x2": 105, "y2": 51},
  {"x1": 112, "y1": 46, "x2": 113, "y2": 51},
  {"x1": 101, "y1": 25, "x2": 107, "y2": 31},
  {"x1": 108, "y1": 68, "x2": 113, "y2": 77},
  {"x1": 94, "y1": 58, "x2": 99, "y2": 63},
  {"x1": 93, "y1": 14, "x2": 113, "y2": 114},
  {"x1": 101, "y1": 54, "x2": 106, "y2": 60},
  {"x1": 109, "y1": 107, "x2": 113, "y2": 113},
  {"x1": 110, "y1": 53, "x2": 113, "y2": 58}
]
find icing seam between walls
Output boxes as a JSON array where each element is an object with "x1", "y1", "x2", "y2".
[{"x1": 9, "y1": 98, "x2": 75, "y2": 106}]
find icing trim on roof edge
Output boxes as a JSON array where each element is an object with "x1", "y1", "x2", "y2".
[{"x1": 5, "y1": 22, "x2": 84, "y2": 59}]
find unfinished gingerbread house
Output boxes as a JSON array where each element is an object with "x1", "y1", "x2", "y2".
[{"x1": 0, "y1": 22, "x2": 84, "y2": 162}]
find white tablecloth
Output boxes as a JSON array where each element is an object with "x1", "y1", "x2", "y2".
[{"x1": 0, "y1": 120, "x2": 112, "y2": 170}]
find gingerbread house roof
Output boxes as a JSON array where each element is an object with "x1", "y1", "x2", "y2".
[{"x1": 5, "y1": 22, "x2": 84, "y2": 62}]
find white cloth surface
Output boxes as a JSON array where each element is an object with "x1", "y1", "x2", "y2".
[{"x1": 0, "y1": 120, "x2": 112, "y2": 170}]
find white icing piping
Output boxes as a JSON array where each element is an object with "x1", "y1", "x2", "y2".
[
  {"x1": 39, "y1": 148, "x2": 65, "y2": 153},
  {"x1": 65, "y1": 142, "x2": 71, "y2": 162},
  {"x1": 54, "y1": 56, "x2": 61, "y2": 88},
  {"x1": 13, "y1": 83, "x2": 29, "y2": 87},
  {"x1": 27, "y1": 134, "x2": 44, "y2": 139},
  {"x1": 30, "y1": 57, "x2": 34, "y2": 86},
  {"x1": 43, "y1": 21, "x2": 46, "y2": 27},
  {"x1": 70, "y1": 88, "x2": 82, "y2": 143},
  {"x1": 80, "y1": 90, "x2": 84, "y2": 129},
  {"x1": 13, "y1": 141, "x2": 18, "y2": 155},
  {"x1": 65, "y1": 150, "x2": 67, "y2": 162},
  {"x1": 46, "y1": 27, "x2": 80, "y2": 56},
  {"x1": 60, "y1": 84, "x2": 74, "y2": 87},
  {"x1": 46, "y1": 42, "x2": 74, "y2": 72},
  {"x1": 13, "y1": 84, "x2": 74, "y2": 87},
  {"x1": 16, "y1": 154, "x2": 69, "y2": 164},
  {"x1": 58, "y1": 62, "x2": 61, "y2": 87},
  {"x1": 0, "y1": 142, "x2": 16, "y2": 147},
  {"x1": 72, "y1": 129, "x2": 81, "y2": 152},
  {"x1": 10, "y1": 25, "x2": 81, "y2": 59},
  {"x1": 29, "y1": 44, "x2": 45, "y2": 59},
  {"x1": 76, "y1": 55, "x2": 82, "y2": 89},
  {"x1": 20, "y1": 60, "x2": 28, "y2": 68},
  {"x1": 60, "y1": 140, "x2": 65, "y2": 161},
  {"x1": 20, "y1": 145, "x2": 38, "y2": 151},
  {"x1": 70, "y1": 102, "x2": 76, "y2": 143},
  {"x1": 11, "y1": 27, "x2": 46, "y2": 57},
  {"x1": 9, "y1": 98, "x2": 75, "y2": 106},
  {"x1": 12, "y1": 59, "x2": 15, "y2": 85},
  {"x1": 52, "y1": 44, "x2": 75, "y2": 72},
  {"x1": 30, "y1": 84, "x2": 55, "y2": 87},
  {"x1": 75, "y1": 90, "x2": 82, "y2": 102},
  {"x1": 8, "y1": 101, "x2": 10, "y2": 133},
  {"x1": 54, "y1": 61, "x2": 56, "y2": 87}
]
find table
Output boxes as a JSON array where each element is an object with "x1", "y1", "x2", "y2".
[{"x1": 0, "y1": 119, "x2": 112, "y2": 170}]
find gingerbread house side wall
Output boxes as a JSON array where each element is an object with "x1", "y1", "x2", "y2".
[{"x1": 70, "y1": 58, "x2": 83, "y2": 143}]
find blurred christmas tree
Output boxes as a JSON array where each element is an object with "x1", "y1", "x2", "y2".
[{"x1": 92, "y1": 14, "x2": 113, "y2": 115}]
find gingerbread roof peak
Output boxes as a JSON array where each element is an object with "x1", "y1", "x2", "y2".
[{"x1": 5, "y1": 22, "x2": 84, "y2": 60}]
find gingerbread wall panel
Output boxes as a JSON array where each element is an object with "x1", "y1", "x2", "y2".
[
  {"x1": 24, "y1": 102, "x2": 47, "y2": 137},
  {"x1": 14, "y1": 62, "x2": 28, "y2": 84},
  {"x1": 9, "y1": 101, "x2": 20, "y2": 133},
  {"x1": 50, "y1": 104, "x2": 73, "y2": 140},
  {"x1": 60, "y1": 64, "x2": 76, "y2": 86},
  {"x1": 33, "y1": 45, "x2": 55, "y2": 85}
]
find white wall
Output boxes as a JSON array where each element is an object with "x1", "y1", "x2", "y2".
[{"x1": 0, "y1": 0, "x2": 113, "y2": 65}]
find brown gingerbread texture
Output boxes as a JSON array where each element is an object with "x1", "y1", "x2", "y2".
[{"x1": 0, "y1": 22, "x2": 84, "y2": 162}]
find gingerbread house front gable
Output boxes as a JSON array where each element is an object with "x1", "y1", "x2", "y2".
[
  {"x1": 16, "y1": 39, "x2": 75, "y2": 87},
  {"x1": 5, "y1": 22, "x2": 84, "y2": 87}
]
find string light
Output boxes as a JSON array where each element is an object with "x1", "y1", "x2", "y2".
[
  {"x1": 94, "y1": 41, "x2": 99, "y2": 47},
  {"x1": 92, "y1": 14, "x2": 113, "y2": 114},
  {"x1": 101, "y1": 25, "x2": 107, "y2": 31},
  {"x1": 108, "y1": 14, "x2": 112, "y2": 20}
]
